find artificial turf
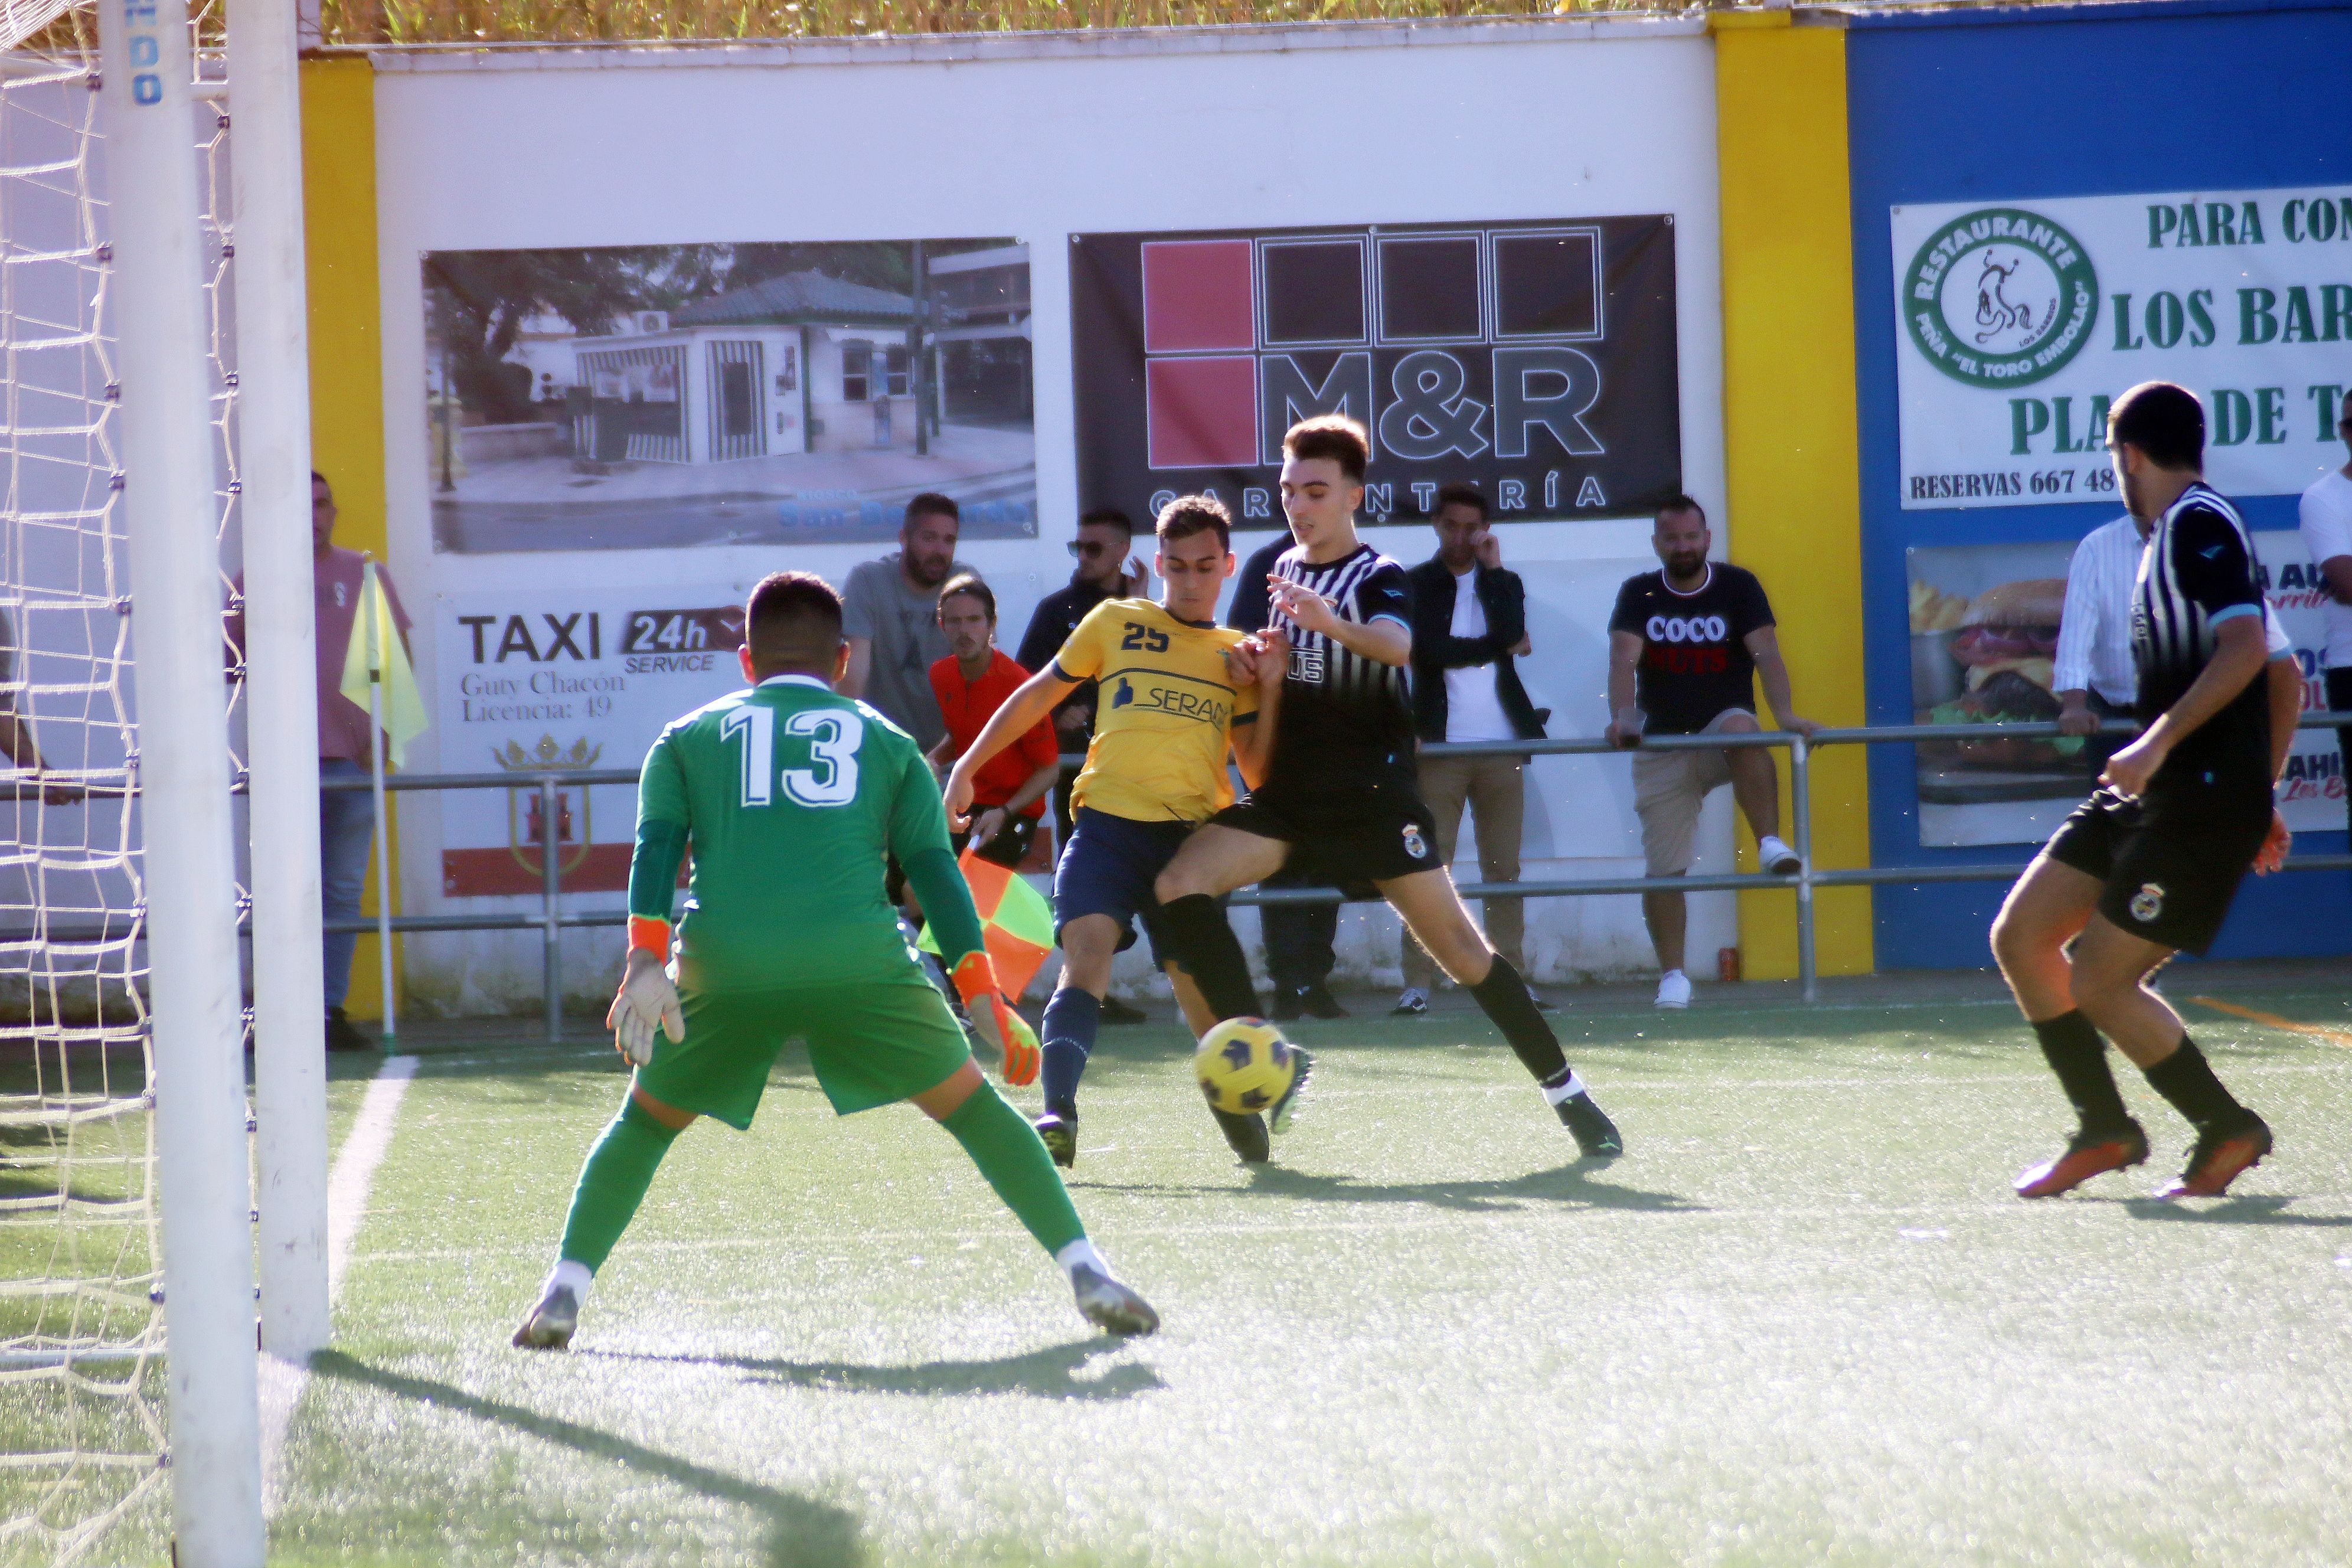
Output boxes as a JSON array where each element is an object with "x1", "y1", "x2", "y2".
[{"x1": 19, "y1": 982, "x2": 2352, "y2": 1565}]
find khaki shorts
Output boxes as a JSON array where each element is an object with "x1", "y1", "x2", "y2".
[{"x1": 1631, "y1": 709, "x2": 1751, "y2": 876}]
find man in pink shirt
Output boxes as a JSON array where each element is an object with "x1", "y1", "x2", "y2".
[{"x1": 228, "y1": 471, "x2": 411, "y2": 1051}]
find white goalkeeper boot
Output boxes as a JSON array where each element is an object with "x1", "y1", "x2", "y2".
[
  {"x1": 1057, "y1": 1240, "x2": 1158, "y2": 1337},
  {"x1": 512, "y1": 1261, "x2": 590, "y2": 1350}
]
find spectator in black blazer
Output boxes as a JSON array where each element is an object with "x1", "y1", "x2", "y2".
[{"x1": 1393, "y1": 483, "x2": 1549, "y2": 1017}]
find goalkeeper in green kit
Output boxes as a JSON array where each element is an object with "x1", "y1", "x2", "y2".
[{"x1": 514, "y1": 571, "x2": 1158, "y2": 1347}]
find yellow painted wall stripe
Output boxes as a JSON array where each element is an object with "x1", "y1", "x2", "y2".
[
  {"x1": 300, "y1": 55, "x2": 401, "y2": 1020},
  {"x1": 1713, "y1": 14, "x2": 1874, "y2": 979}
]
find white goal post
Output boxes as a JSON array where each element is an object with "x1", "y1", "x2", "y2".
[
  {"x1": 230, "y1": 0, "x2": 331, "y2": 1368},
  {"x1": 94, "y1": 1, "x2": 266, "y2": 1562}
]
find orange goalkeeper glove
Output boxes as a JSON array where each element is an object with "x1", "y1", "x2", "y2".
[{"x1": 950, "y1": 951, "x2": 1038, "y2": 1086}]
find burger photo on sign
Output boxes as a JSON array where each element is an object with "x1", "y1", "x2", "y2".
[{"x1": 1918, "y1": 577, "x2": 2083, "y2": 782}]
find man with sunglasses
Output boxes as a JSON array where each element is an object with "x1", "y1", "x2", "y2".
[{"x1": 1016, "y1": 508, "x2": 1154, "y2": 1022}]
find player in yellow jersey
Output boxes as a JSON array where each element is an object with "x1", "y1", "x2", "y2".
[{"x1": 945, "y1": 496, "x2": 1290, "y2": 1167}]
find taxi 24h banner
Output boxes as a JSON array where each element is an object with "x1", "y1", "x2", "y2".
[{"x1": 1070, "y1": 217, "x2": 1682, "y2": 528}]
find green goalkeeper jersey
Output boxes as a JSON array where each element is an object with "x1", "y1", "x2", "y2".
[{"x1": 636, "y1": 674, "x2": 945, "y2": 992}]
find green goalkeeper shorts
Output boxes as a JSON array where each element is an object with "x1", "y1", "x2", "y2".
[{"x1": 632, "y1": 969, "x2": 972, "y2": 1130}]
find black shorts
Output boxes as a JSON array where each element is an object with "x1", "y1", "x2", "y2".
[
  {"x1": 1211, "y1": 772, "x2": 1443, "y2": 886},
  {"x1": 2043, "y1": 776, "x2": 2272, "y2": 955}
]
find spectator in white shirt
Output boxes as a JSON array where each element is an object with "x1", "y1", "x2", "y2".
[
  {"x1": 1395, "y1": 484, "x2": 1550, "y2": 1018},
  {"x1": 2053, "y1": 514, "x2": 2144, "y2": 778},
  {"x1": 2300, "y1": 398, "x2": 2352, "y2": 835},
  {"x1": 2060, "y1": 504, "x2": 2302, "y2": 782}
]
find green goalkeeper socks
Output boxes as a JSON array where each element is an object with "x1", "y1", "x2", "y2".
[
  {"x1": 939, "y1": 1080, "x2": 1086, "y2": 1258},
  {"x1": 557, "y1": 1096, "x2": 683, "y2": 1273}
]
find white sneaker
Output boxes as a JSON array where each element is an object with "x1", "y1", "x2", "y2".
[
  {"x1": 1654, "y1": 969, "x2": 1693, "y2": 1010},
  {"x1": 1758, "y1": 834, "x2": 1801, "y2": 876},
  {"x1": 1389, "y1": 988, "x2": 1429, "y2": 1017}
]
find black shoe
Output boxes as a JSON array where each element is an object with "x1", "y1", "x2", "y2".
[
  {"x1": 325, "y1": 1007, "x2": 373, "y2": 1053},
  {"x1": 1034, "y1": 1109, "x2": 1078, "y2": 1169},
  {"x1": 1210, "y1": 1106, "x2": 1270, "y2": 1164},
  {"x1": 1269, "y1": 1048, "x2": 1311, "y2": 1136},
  {"x1": 1097, "y1": 994, "x2": 1148, "y2": 1027},
  {"x1": 1295, "y1": 984, "x2": 1347, "y2": 1020},
  {"x1": 1556, "y1": 1091, "x2": 1622, "y2": 1159}
]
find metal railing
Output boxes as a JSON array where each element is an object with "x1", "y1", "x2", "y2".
[{"x1": 322, "y1": 712, "x2": 2352, "y2": 1034}]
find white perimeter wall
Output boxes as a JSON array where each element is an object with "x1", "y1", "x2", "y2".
[{"x1": 368, "y1": 18, "x2": 1732, "y2": 1010}]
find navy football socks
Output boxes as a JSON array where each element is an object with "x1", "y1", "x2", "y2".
[{"x1": 1040, "y1": 986, "x2": 1100, "y2": 1119}]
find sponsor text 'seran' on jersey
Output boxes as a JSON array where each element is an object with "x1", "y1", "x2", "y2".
[{"x1": 1264, "y1": 543, "x2": 1417, "y2": 782}]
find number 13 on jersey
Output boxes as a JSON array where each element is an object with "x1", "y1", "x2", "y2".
[{"x1": 720, "y1": 705, "x2": 865, "y2": 808}]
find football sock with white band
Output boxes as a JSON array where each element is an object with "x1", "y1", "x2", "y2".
[
  {"x1": 1040, "y1": 986, "x2": 1100, "y2": 1119},
  {"x1": 1540, "y1": 1069, "x2": 1589, "y2": 1108},
  {"x1": 1469, "y1": 955, "x2": 1576, "y2": 1087},
  {"x1": 938, "y1": 1079, "x2": 1087, "y2": 1257},
  {"x1": 556, "y1": 1096, "x2": 683, "y2": 1276},
  {"x1": 1054, "y1": 1237, "x2": 1111, "y2": 1282}
]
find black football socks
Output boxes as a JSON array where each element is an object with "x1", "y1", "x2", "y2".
[
  {"x1": 1040, "y1": 986, "x2": 1099, "y2": 1121},
  {"x1": 1155, "y1": 894, "x2": 1262, "y2": 1023},
  {"x1": 2031, "y1": 1011, "x2": 2134, "y2": 1135},
  {"x1": 2142, "y1": 1034, "x2": 2254, "y2": 1132},
  {"x1": 1469, "y1": 955, "x2": 1575, "y2": 1087}
]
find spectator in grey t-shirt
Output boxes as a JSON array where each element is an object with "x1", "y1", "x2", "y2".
[{"x1": 842, "y1": 493, "x2": 969, "y2": 752}]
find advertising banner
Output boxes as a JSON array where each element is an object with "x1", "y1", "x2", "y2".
[
  {"x1": 1069, "y1": 218, "x2": 1681, "y2": 527},
  {"x1": 1891, "y1": 185, "x2": 2352, "y2": 510},
  {"x1": 1904, "y1": 533, "x2": 2342, "y2": 848},
  {"x1": 421, "y1": 240, "x2": 1038, "y2": 553},
  {"x1": 433, "y1": 589, "x2": 752, "y2": 896}
]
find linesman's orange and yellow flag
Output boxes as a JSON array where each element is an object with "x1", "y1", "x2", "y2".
[
  {"x1": 918, "y1": 848, "x2": 1057, "y2": 998},
  {"x1": 337, "y1": 556, "x2": 428, "y2": 766}
]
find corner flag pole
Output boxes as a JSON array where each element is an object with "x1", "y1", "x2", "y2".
[{"x1": 362, "y1": 557, "x2": 397, "y2": 1043}]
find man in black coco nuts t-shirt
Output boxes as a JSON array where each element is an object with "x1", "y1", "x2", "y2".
[{"x1": 1606, "y1": 495, "x2": 1819, "y2": 1010}]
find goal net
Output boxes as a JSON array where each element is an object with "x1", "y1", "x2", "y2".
[{"x1": 1, "y1": 7, "x2": 244, "y2": 1561}]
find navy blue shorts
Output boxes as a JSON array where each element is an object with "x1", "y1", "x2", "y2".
[{"x1": 1054, "y1": 807, "x2": 1194, "y2": 955}]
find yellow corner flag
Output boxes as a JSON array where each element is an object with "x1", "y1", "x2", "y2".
[{"x1": 337, "y1": 557, "x2": 427, "y2": 766}]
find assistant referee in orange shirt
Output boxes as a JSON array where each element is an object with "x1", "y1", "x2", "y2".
[{"x1": 929, "y1": 573, "x2": 1060, "y2": 868}]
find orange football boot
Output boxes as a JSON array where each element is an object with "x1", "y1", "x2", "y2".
[
  {"x1": 2153, "y1": 1118, "x2": 2272, "y2": 1200},
  {"x1": 2015, "y1": 1121, "x2": 2150, "y2": 1199}
]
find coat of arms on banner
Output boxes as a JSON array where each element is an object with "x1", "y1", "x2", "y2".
[{"x1": 497, "y1": 735, "x2": 603, "y2": 878}]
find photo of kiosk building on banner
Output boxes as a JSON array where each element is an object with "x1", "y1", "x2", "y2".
[{"x1": 421, "y1": 239, "x2": 1038, "y2": 552}]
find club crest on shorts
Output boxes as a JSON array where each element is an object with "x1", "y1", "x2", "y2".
[
  {"x1": 2129, "y1": 883, "x2": 2164, "y2": 923},
  {"x1": 1402, "y1": 824, "x2": 1428, "y2": 860}
]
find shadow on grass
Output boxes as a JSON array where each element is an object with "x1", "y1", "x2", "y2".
[
  {"x1": 311, "y1": 1350, "x2": 864, "y2": 1568},
  {"x1": 1089, "y1": 1161, "x2": 1704, "y2": 1217},
  {"x1": 578, "y1": 1336, "x2": 1162, "y2": 1401},
  {"x1": 2120, "y1": 1194, "x2": 2352, "y2": 1228}
]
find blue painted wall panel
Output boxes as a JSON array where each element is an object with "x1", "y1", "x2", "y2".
[{"x1": 1845, "y1": 2, "x2": 2352, "y2": 969}]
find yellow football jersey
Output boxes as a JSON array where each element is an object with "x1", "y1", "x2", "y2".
[{"x1": 1052, "y1": 599, "x2": 1258, "y2": 824}]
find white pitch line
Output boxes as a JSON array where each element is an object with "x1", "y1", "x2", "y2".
[{"x1": 258, "y1": 1053, "x2": 417, "y2": 1514}]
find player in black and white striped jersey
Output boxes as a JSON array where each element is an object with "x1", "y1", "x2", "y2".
[
  {"x1": 1993, "y1": 382, "x2": 2304, "y2": 1204},
  {"x1": 1151, "y1": 416, "x2": 1622, "y2": 1165}
]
